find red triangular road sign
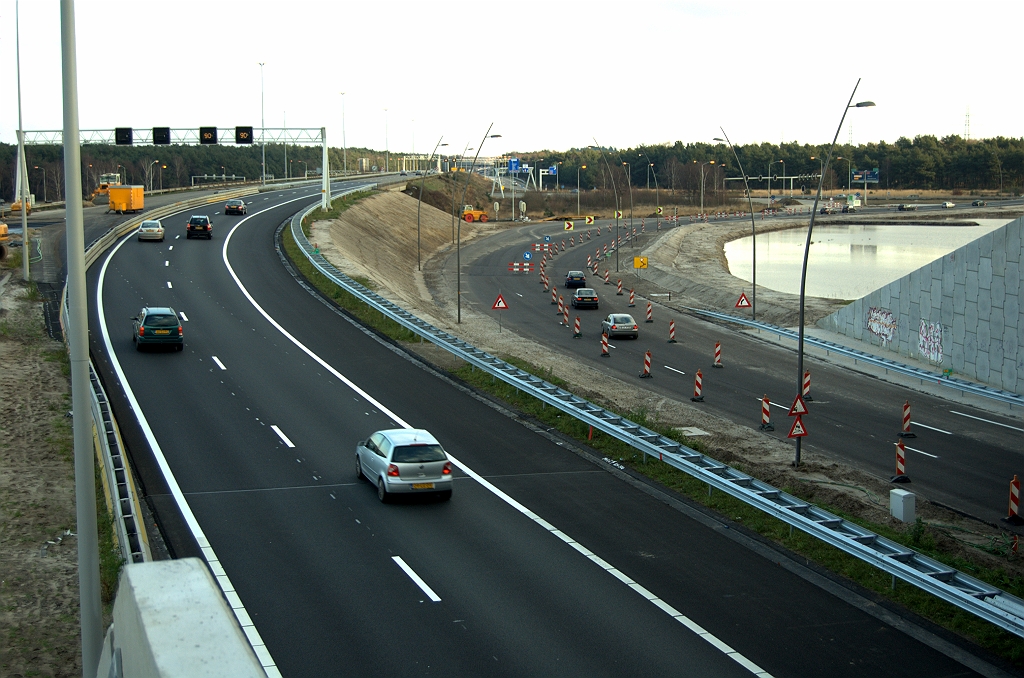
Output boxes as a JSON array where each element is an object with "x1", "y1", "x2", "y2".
[
  {"x1": 735, "y1": 292, "x2": 751, "y2": 309},
  {"x1": 788, "y1": 395, "x2": 809, "y2": 417},
  {"x1": 492, "y1": 294, "x2": 508, "y2": 310},
  {"x1": 787, "y1": 415, "x2": 808, "y2": 438}
]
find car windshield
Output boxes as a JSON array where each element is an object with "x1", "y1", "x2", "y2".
[
  {"x1": 190, "y1": 217, "x2": 208, "y2": 224},
  {"x1": 568, "y1": 271, "x2": 583, "y2": 277},
  {"x1": 228, "y1": 200, "x2": 242, "y2": 205},
  {"x1": 391, "y1": 444, "x2": 447, "y2": 463},
  {"x1": 141, "y1": 221, "x2": 161, "y2": 228},
  {"x1": 143, "y1": 314, "x2": 178, "y2": 327}
]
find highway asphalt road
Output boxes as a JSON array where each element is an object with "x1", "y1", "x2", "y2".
[
  {"x1": 452, "y1": 214, "x2": 1024, "y2": 527},
  {"x1": 85, "y1": 184, "x2": 1002, "y2": 676}
]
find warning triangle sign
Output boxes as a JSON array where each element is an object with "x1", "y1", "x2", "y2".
[
  {"x1": 735, "y1": 292, "x2": 752, "y2": 309},
  {"x1": 788, "y1": 395, "x2": 809, "y2": 417},
  {"x1": 787, "y1": 415, "x2": 808, "y2": 438},
  {"x1": 492, "y1": 294, "x2": 508, "y2": 310}
]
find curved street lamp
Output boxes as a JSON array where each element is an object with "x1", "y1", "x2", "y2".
[
  {"x1": 577, "y1": 164, "x2": 586, "y2": 216},
  {"x1": 417, "y1": 137, "x2": 447, "y2": 271},
  {"x1": 148, "y1": 159, "x2": 160, "y2": 191},
  {"x1": 793, "y1": 81, "x2": 874, "y2": 466},
  {"x1": 638, "y1": 149, "x2": 660, "y2": 229},
  {"x1": 33, "y1": 165, "x2": 46, "y2": 202},
  {"x1": 457, "y1": 125, "x2": 501, "y2": 323},
  {"x1": 622, "y1": 161, "x2": 633, "y2": 254},
  {"x1": 695, "y1": 160, "x2": 716, "y2": 214},
  {"x1": 715, "y1": 132, "x2": 758, "y2": 320},
  {"x1": 590, "y1": 139, "x2": 621, "y2": 273}
]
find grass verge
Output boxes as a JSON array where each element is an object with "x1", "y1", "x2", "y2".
[
  {"x1": 279, "y1": 208, "x2": 1024, "y2": 668},
  {"x1": 299, "y1": 190, "x2": 373, "y2": 238}
]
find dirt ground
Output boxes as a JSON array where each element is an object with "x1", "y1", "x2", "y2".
[
  {"x1": 311, "y1": 191, "x2": 1024, "y2": 577},
  {"x1": 0, "y1": 270, "x2": 81, "y2": 678}
]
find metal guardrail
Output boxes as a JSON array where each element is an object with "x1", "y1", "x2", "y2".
[
  {"x1": 688, "y1": 308, "x2": 1024, "y2": 407},
  {"x1": 287, "y1": 202, "x2": 1024, "y2": 638},
  {"x1": 64, "y1": 188, "x2": 261, "y2": 564}
]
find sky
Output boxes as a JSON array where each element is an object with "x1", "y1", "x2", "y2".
[{"x1": 1, "y1": 0, "x2": 1022, "y2": 157}]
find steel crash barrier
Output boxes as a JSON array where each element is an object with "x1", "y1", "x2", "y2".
[
  {"x1": 689, "y1": 308, "x2": 1024, "y2": 408},
  {"x1": 63, "y1": 187, "x2": 260, "y2": 564},
  {"x1": 289, "y1": 202, "x2": 1024, "y2": 639}
]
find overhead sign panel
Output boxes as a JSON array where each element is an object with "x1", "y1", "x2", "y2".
[
  {"x1": 152, "y1": 127, "x2": 171, "y2": 145},
  {"x1": 235, "y1": 126, "x2": 254, "y2": 144},
  {"x1": 199, "y1": 127, "x2": 218, "y2": 145},
  {"x1": 851, "y1": 168, "x2": 879, "y2": 184},
  {"x1": 115, "y1": 127, "x2": 133, "y2": 145}
]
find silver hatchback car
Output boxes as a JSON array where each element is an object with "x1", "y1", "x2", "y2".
[{"x1": 356, "y1": 429, "x2": 453, "y2": 502}]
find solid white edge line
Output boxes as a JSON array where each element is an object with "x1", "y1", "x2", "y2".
[
  {"x1": 179, "y1": 312, "x2": 189, "y2": 322},
  {"x1": 903, "y1": 445, "x2": 939, "y2": 458},
  {"x1": 664, "y1": 365, "x2": 686, "y2": 375},
  {"x1": 166, "y1": 281, "x2": 173, "y2": 288},
  {"x1": 218, "y1": 207, "x2": 772, "y2": 676},
  {"x1": 96, "y1": 195, "x2": 323, "y2": 674},
  {"x1": 270, "y1": 425, "x2": 296, "y2": 448},
  {"x1": 949, "y1": 410, "x2": 1024, "y2": 432},
  {"x1": 752, "y1": 396, "x2": 789, "y2": 410},
  {"x1": 211, "y1": 356, "x2": 227, "y2": 371},
  {"x1": 391, "y1": 556, "x2": 442, "y2": 602},
  {"x1": 912, "y1": 421, "x2": 952, "y2": 435}
]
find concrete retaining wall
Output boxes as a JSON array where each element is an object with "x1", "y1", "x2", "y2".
[{"x1": 817, "y1": 216, "x2": 1024, "y2": 395}]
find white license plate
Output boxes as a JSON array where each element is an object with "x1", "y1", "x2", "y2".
[{"x1": 411, "y1": 483, "x2": 435, "y2": 490}]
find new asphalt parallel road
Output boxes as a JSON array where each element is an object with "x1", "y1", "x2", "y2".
[
  {"x1": 88, "y1": 186, "x2": 997, "y2": 676},
  {"x1": 454, "y1": 216, "x2": 1024, "y2": 526}
]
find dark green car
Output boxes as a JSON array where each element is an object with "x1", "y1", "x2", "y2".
[{"x1": 132, "y1": 307, "x2": 184, "y2": 351}]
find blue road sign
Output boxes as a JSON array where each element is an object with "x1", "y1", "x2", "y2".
[
  {"x1": 523, "y1": 251, "x2": 533, "y2": 261},
  {"x1": 509, "y1": 158, "x2": 520, "y2": 172},
  {"x1": 549, "y1": 165, "x2": 557, "y2": 175},
  {"x1": 544, "y1": 235, "x2": 551, "y2": 242}
]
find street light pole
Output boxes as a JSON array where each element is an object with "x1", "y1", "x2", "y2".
[
  {"x1": 259, "y1": 62, "x2": 265, "y2": 186},
  {"x1": 638, "y1": 149, "x2": 660, "y2": 229},
  {"x1": 34, "y1": 166, "x2": 46, "y2": 202},
  {"x1": 794, "y1": 79, "x2": 874, "y2": 466},
  {"x1": 457, "y1": 124, "x2": 500, "y2": 323},
  {"x1": 697, "y1": 160, "x2": 715, "y2": 214},
  {"x1": 340, "y1": 92, "x2": 347, "y2": 175},
  {"x1": 148, "y1": 159, "x2": 159, "y2": 191},
  {"x1": 591, "y1": 139, "x2": 621, "y2": 273},
  {"x1": 577, "y1": 164, "x2": 586, "y2": 216},
  {"x1": 384, "y1": 108, "x2": 389, "y2": 173},
  {"x1": 622, "y1": 162, "x2": 633, "y2": 258},
  {"x1": 716, "y1": 131, "x2": 759, "y2": 320},
  {"x1": 417, "y1": 137, "x2": 446, "y2": 271}
]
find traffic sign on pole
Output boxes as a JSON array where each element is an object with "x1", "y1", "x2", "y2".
[
  {"x1": 564, "y1": 220, "x2": 574, "y2": 231},
  {"x1": 788, "y1": 395, "x2": 809, "y2": 417},
  {"x1": 735, "y1": 292, "x2": 751, "y2": 308},
  {"x1": 614, "y1": 210, "x2": 622, "y2": 219},
  {"x1": 788, "y1": 416, "x2": 808, "y2": 438},
  {"x1": 523, "y1": 251, "x2": 533, "y2": 261},
  {"x1": 585, "y1": 216, "x2": 595, "y2": 225},
  {"x1": 492, "y1": 294, "x2": 509, "y2": 310}
]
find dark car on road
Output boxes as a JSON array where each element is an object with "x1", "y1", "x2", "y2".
[
  {"x1": 565, "y1": 270, "x2": 587, "y2": 288},
  {"x1": 186, "y1": 215, "x2": 213, "y2": 239},
  {"x1": 571, "y1": 288, "x2": 599, "y2": 309},
  {"x1": 897, "y1": 204, "x2": 918, "y2": 211},
  {"x1": 225, "y1": 199, "x2": 247, "y2": 215},
  {"x1": 842, "y1": 205, "x2": 858, "y2": 213},
  {"x1": 820, "y1": 206, "x2": 837, "y2": 215},
  {"x1": 972, "y1": 200, "x2": 987, "y2": 207},
  {"x1": 132, "y1": 307, "x2": 183, "y2": 351}
]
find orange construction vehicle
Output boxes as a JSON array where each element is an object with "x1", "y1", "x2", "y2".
[{"x1": 461, "y1": 205, "x2": 489, "y2": 223}]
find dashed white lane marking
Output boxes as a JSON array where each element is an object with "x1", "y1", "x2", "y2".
[
  {"x1": 752, "y1": 397, "x2": 789, "y2": 410},
  {"x1": 175, "y1": 235, "x2": 180, "y2": 239},
  {"x1": 168, "y1": 245, "x2": 173, "y2": 250},
  {"x1": 391, "y1": 556, "x2": 442, "y2": 602},
  {"x1": 664, "y1": 365, "x2": 686, "y2": 376},
  {"x1": 179, "y1": 312, "x2": 188, "y2": 321},
  {"x1": 271, "y1": 425, "x2": 295, "y2": 448},
  {"x1": 165, "y1": 261, "x2": 169, "y2": 266},
  {"x1": 904, "y1": 445, "x2": 938, "y2": 458},
  {"x1": 950, "y1": 410, "x2": 1024, "y2": 432},
  {"x1": 912, "y1": 422, "x2": 951, "y2": 435},
  {"x1": 166, "y1": 281, "x2": 173, "y2": 289},
  {"x1": 211, "y1": 356, "x2": 227, "y2": 370}
]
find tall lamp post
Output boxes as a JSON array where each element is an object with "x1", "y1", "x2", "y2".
[
  {"x1": 417, "y1": 137, "x2": 447, "y2": 271},
  {"x1": 148, "y1": 159, "x2": 159, "y2": 191},
  {"x1": 768, "y1": 159, "x2": 783, "y2": 204},
  {"x1": 715, "y1": 131, "x2": 759, "y2": 320},
  {"x1": 384, "y1": 108, "x2": 389, "y2": 173},
  {"x1": 622, "y1": 161, "x2": 633, "y2": 255},
  {"x1": 259, "y1": 62, "x2": 266, "y2": 186},
  {"x1": 457, "y1": 124, "x2": 501, "y2": 323},
  {"x1": 810, "y1": 155, "x2": 826, "y2": 195},
  {"x1": 696, "y1": 160, "x2": 716, "y2": 214},
  {"x1": 34, "y1": 166, "x2": 46, "y2": 202},
  {"x1": 793, "y1": 80, "x2": 874, "y2": 466},
  {"x1": 160, "y1": 164, "x2": 166, "y2": 190},
  {"x1": 639, "y1": 149, "x2": 660, "y2": 228},
  {"x1": 590, "y1": 140, "x2": 621, "y2": 273},
  {"x1": 577, "y1": 164, "x2": 586, "y2": 216},
  {"x1": 836, "y1": 156, "x2": 853, "y2": 192},
  {"x1": 340, "y1": 92, "x2": 347, "y2": 175}
]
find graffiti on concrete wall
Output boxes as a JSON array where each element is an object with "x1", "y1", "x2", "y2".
[
  {"x1": 866, "y1": 307, "x2": 897, "y2": 345},
  {"x1": 918, "y1": 320, "x2": 943, "y2": 363}
]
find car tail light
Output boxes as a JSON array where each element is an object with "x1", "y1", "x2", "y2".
[
  {"x1": 632, "y1": 324, "x2": 638, "y2": 330},
  {"x1": 138, "y1": 326, "x2": 145, "y2": 337},
  {"x1": 387, "y1": 464, "x2": 400, "y2": 477},
  {"x1": 611, "y1": 324, "x2": 618, "y2": 330},
  {"x1": 177, "y1": 325, "x2": 183, "y2": 336},
  {"x1": 442, "y1": 462, "x2": 452, "y2": 475}
]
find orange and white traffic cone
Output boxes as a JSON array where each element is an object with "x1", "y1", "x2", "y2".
[
  {"x1": 691, "y1": 369, "x2": 704, "y2": 402},
  {"x1": 639, "y1": 350, "x2": 652, "y2": 378},
  {"x1": 892, "y1": 439, "x2": 911, "y2": 483},
  {"x1": 759, "y1": 395, "x2": 774, "y2": 431},
  {"x1": 898, "y1": 400, "x2": 916, "y2": 438}
]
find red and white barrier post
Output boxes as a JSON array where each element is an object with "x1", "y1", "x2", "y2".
[
  {"x1": 898, "y1": 400, "x2": 915, "y2": 438},
  {"x1": 573, "y1": 316, "x2": 581, "y2": 338},
  {"x1": 563, "y1": 306, "x2": 569, "y2": 327},
  {"x1": 551, "y1": 287, "x2": 558, "y2": 305},
  {"x1": 802, "y1": 370, "x2": 812, "y2": 400},
  {"x1": 759, "y1": 395, "x2": 774, "y2": 431},
  {"x1": 645, "y1": 301, "x2": 653, "y2": 323},
  {"x1": 668, "y1": 320, "x2": 677, "y2": 343},
  {"x1": 691, "y1": 369, "x2": 704, "y2": 402},
  {"x1": 1005, "y1": 475, "x2": 1023, "y2": 525},
  {"x1": 639, "y1": 350, "x2": 653, "y2": 378},
  {"x1": 600, "y1": 333, "x2": 609, "y2": 357},
  {"x1": 604, "y1": 269, "x2": 611, "y2": 285},
  {"x1": 587, "y1": 255, "x2": 592, "y2": 267},
  {"x1": 713, "y1": 341, "x2": 723, "y2": 368},
  {"x1": 616, "y1": 279, "x2": 623, "y2": 295},
  {"x1": 628, "y1": 289, "x2": 635, "y2": 307},
  {"x1": 892, "y1": 439, "x2": 910, "y2": 483},
  {"x1": 557, "y1": 295, "x2": 564, "y2": 317}
]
